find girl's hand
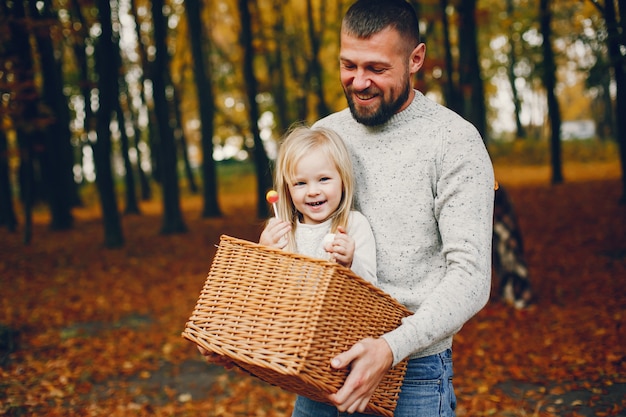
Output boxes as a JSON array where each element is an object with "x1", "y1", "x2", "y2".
[
  {"x1": 197, "y1": 346, "x2": 235, "y2": 369},
  {"x1": 259, "y1": 217, "x2": 291, "y2": 249},
  {"x1": 325, "y1": 226, "x2": 355, "y2": 268}
]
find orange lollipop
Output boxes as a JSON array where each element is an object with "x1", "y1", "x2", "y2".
[{"x1": 266, "y1": 190, "x2": 279, "y2": 218}]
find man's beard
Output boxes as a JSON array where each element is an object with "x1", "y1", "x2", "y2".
[{"x1": 345, "y1": 83, "x2": 411, "y2": 127}]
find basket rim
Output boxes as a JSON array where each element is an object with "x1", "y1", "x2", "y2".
[{"x1": 217, "y1": 234, "x2": 413, "y2": 317}]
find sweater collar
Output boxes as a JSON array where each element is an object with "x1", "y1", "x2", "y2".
[{"x1": 359, "y1": 90, "x2": 427, "y2": 131}]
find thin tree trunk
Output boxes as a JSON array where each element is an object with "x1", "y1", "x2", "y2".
[
  {"x1": 118, "y1": 70, "x2": 150, "y2": 205},
  {"x1": 306, "y1": 0, "x2": 330, "y2": 118},
  {"x1": 32, "y1": 0, "x2": 75, "y2": 230},
  {"x1": 94, "y1": 0, "x2": 124, "y2": 247},
  {"x1": 151, "y1": 0, "x2": 186, "y2": 233},
  {"x1": 238, "y1": 0, "x2": 272, "y2": 218},
  {"x1": 18, "y1": 136, "x2": 35, "y2": 245},
  {"x1": 185, "y1": 0, "x2": 221, "y2": 217},
  {"x1": 540, "y1": 0, "x2": 563, "y2": 184},
  {"x1": 171, "y1": 84, "x2": 198, "y2": 194},
  {"x1": 440, "y1": 0, "x2": 462, "y2": 114},
  {"x1": 69, "y1": 0, "x2": 95, "y2": 197},
  {"x1": 116, "y1": 100, "x2": 140, "y2": 214},
  {"x1": 506, "y1": 0, "x2": 526, "y2": 139},
  {"x1": 0, "y1": 130, "x2": 18, "y2": 232},
  {"x1": 130, "y1": 0, "x2": 156, "y2": 199},
  {"x1": 603, "y1": 0, "x2": 626, "y2": 202},
  {"x1": 133, "y1": 122, "x2": 152, "y2": 201},
  {"x1": 457, "y1": 0, "x2": 488, "y2": 141},
  {"x1": 9, "y1": 1, "x2": 38, "y2": 244}
]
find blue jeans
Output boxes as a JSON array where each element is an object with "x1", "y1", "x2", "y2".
[{"x1": 291, "y1": 349, "x2": 456, "y2": 417}]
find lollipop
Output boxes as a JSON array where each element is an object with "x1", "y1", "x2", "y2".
[{"x1": 266, "y1": 190, "x2": 279, "y2": 218}]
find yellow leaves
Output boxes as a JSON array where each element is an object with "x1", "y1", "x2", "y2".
[
  {"x1": 162, "y1": 342, "x2": 174, "y2": 359},
  {"x1": 177, "y1": 392, "x2": 192, "y2": 403},
  {"x1": 40, "y1": 379, "x2": 65, "y2": 399},
  {"x1": 2, "y1": 173, "x2": 626, "y2": 416}
]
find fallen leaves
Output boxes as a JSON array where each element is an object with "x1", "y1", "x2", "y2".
[{"x1": 1, "y1": 164, "x2": 625, "y2": 416}]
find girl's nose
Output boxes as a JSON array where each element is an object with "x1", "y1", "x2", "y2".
[{"x1": 307, "y1": 183, "x2": 320, "y2": 195}]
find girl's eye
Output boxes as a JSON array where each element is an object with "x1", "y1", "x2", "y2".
[{"x1": 320, "y1": 177, "x2": 330, "y2": 182}]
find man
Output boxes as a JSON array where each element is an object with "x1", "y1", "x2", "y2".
[{"x1": 302, "y1": 0, "x2": 495, "y2": 415}]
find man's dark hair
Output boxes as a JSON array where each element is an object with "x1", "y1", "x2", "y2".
[{"x1": 342, "y1": 0, "x2": 421, "y2": 48}]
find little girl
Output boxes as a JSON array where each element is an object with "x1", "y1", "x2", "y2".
[{"x1": 259, "y1": 125, "x2": 376, "y2": 283}]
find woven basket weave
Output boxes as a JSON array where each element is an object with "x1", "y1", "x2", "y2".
[{"x1": 182, "y1": 235, "x2": 412, "y2": 417}]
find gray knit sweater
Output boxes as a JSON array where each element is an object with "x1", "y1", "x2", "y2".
[{"x1": 314, "y1": 91, "x2": 494, "y2": 366}]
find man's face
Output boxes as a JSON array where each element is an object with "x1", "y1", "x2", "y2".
[{"x1": 339, "y1": 27, "x2": 424, "y2": 126}]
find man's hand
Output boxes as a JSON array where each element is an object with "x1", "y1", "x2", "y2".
[{"x1": 327, "y1": 337, "x2": 394, "y2": 413}]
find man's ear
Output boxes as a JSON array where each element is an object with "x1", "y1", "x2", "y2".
[{"x1": 409, "y1": 43, "x2": 426, "y2": 74}]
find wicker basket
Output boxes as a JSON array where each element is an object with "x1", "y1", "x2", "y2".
[{"x1": 182, "y1": 235, "x2": 412, "y2": 417}]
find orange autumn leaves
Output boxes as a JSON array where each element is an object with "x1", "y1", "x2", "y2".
[{"x1": 1, "y1": 171, "x2": 625, "y2": 416}]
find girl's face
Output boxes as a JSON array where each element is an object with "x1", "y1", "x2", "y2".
[{"x1": 288, "y1": 147, "x2": 343, "y2": 225}]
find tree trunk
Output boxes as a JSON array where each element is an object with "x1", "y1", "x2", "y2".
[
  {"x1": 306, "y1": 0, "x2": 330, "y2": 118},
  {"x1": 171, "y1": 85, "x2": 198, "y2": 194},
  {"x1": 457, "y1": 0, "x2": 488, "y2": 141},
  {"x1": 238, "y1": 0, "x2": 272, "y2": 218},
  {"x1": 286, "y1": 34, "x2": 308, "y2": 123},
  {"x1": 69, "y1": 0, "x2": 95, "y2": 196},
  {"x1": 18, "y1": 135, "x2": 35, "y2": 245},
  {"x1": 506, "y1": 0, "x2": 526, "y2": 139},
  {"x1": 94, "y1": 0, "x2": 124, "y2": 247},
  {"x1": 134, "y1": 124, "x2": 152, "y2": 201},
  {"x1": 32, "y1": 0, "x2": 76, "y2": 230},
  {"x1": 540, "y1": 0, "x2": 563, "y2": 184},
  {"x1": 185, "y1": 0, "x2": 221, "y2": 218},
  {"x1": 130, "y1": 0, "x2": 155, "y2": 200},
  {"x1": 151, "y1": 0, "x2": 187, "y2": 233},
  {"x1": 603, "y1": 0, "x2": 626, "y2": 202},
  {"x1": 265, "y1": 0, "x2": 289, "y2": 133},
  {"x1": 9, "y1": 1, "x2": 39, "y2": 244},
  {"x1": 440, "y1": 0, "x2": 462, "y2": 114},
  {"x1": 116, "y1": 100, "x2": 140, "y2": 215},
  {"x1": 0, "y1": 130, "x2": 17, "y2": 232}
]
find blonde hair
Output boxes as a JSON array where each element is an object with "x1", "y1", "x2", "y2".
[{"x1": 272, "y1": 125, "x2": 355, "y2": 253}]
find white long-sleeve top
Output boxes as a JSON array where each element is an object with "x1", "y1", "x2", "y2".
[
  {"x1": 295, "y1": 211, "x2": 377, "y2": 284},
  {"x1": 314, "y1": 90, "x2": 494, "y2": 366}
]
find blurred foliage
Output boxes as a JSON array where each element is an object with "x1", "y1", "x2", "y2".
[{"x1": 488, "y1": 138, "x2": 620, "y2": 165}]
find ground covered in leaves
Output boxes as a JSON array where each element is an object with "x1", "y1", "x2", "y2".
[{"x1": 1, "y1": 160, "x2": 625, "y2": 417}]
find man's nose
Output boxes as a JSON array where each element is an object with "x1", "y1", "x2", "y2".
[{"x1": 352, "y1": 69, "x2": 372, "y2": 90}]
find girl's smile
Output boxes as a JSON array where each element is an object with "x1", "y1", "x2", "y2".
[{"x1": 288, "y1": 147, "x2": 343, "y2": 225}]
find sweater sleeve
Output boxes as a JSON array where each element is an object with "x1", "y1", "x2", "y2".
[
  {"x1": 381, "y1": 121, "x2": 495, "y2": 366},
  {"x1": 347, "y1": 211, "x2": 378, "y2": 284}
]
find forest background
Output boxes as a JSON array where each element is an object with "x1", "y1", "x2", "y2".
[
  {"x1": 1, "y1": 0, "x2": 626, "y2": 416},
  {"x1": 0, "y1": 0, "x2": 625, "y2": 245}
]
